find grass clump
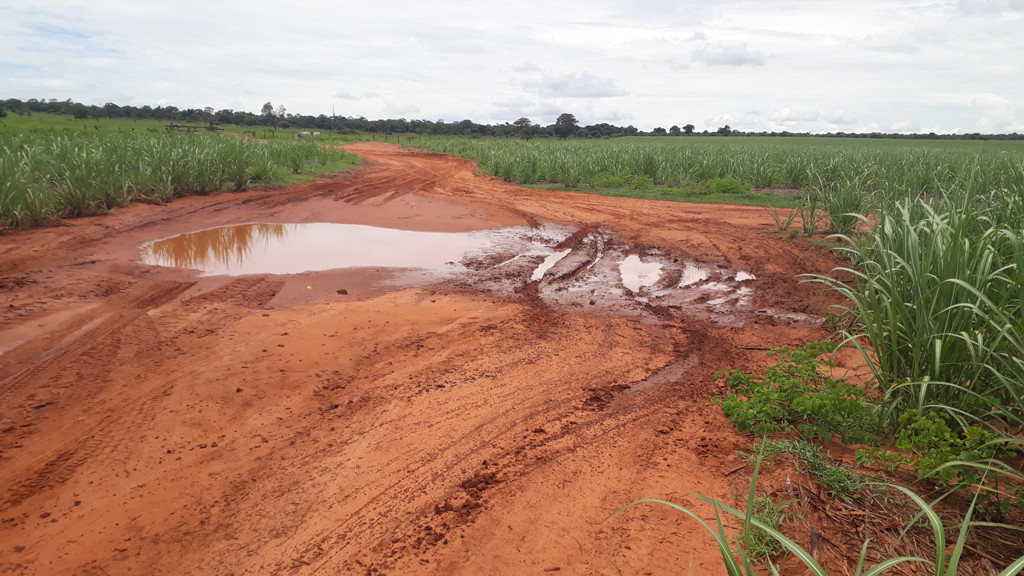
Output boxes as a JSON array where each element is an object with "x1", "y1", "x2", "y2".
[
  {"x1": 612, "y1": 444, "x2": 1024, "y2": 576},
  {"x1": 628, "y1": 174, "x2": 654, "y2": 190},
  {"x1": 743, "y1": 495, "x2": 791, "y2": 562},
  {"x1": 753, "y1": 438, "x2": 864, "y2": 499}
]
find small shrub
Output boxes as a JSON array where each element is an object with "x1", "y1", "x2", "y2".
[
  {"x1": 890, "y1": 410, "x2": 1022, "y2": 518},
  {"x1": 629, "y1": 175, "x2": 654, "y2": 190},
  {"x1": 713, "y1": 342, "x2": 879, "y2": 445},
  {"x1": 666, "y1": 180, "x2": 703, "y2": 196},
  {"x1": 706, "y1": 177, "x2": 753, "y2": 195},
  {"x1": 591, "y1": 172, "x2": 625, "y2": 188}
]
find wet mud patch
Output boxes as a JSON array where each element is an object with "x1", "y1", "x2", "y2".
[
  {"x1": 449, "y1": 225, "x2": 803, "y2": 328},
  {"x1": 140, "y1": 220, "x2": 815, "y2": 328}
]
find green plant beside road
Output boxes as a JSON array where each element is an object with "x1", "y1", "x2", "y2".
[
  {"x1": 804, "y1": 190, "x2": 1024, "y2": 424},
  {"x1": 714, "y1": 341, "x2": 878, "y2": 446},
  {"x1": 715, "y1": 343, "x2": 1023, "y2": 517}
]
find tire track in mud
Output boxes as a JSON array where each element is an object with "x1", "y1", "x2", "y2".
[
  {"x1": 119, "y1": 305, "x2": 634, "y2": 574},
  {"x1": 237, "y1": 311, "x2": 684, "y2": 574},
  {"x1": 0, "y1": 274, "x2": 328, "y2": 526},
  {"x1": 0, "y1": 277, "x2": 293, "y2": 512},
  {"x1": 321, "y1": 385, "x2": 688, "y2": 574},
  {"x1": 0, "y1": 281, "x2": 197, "y2": 509},
  {"x1": 0, "y1": 280, "x2": 194, "y2": 396},
  {"x1": 182, "y1": 276, "x2": 284, "y2": 308}
]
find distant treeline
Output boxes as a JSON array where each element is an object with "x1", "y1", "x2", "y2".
[{"x1": 2, "y1": 97, "x2": 1022, "y2": 140}]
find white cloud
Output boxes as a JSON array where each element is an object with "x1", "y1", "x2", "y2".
[
  {"x1": 773, "y1": 108, "x2": 821, "y2": 123},
  {"x1": 970, "y1": 93, "x2": 1021, "y2": 131},
  {"x1": 692, "y1": 43, "x2": 766, "y2": 67},
  {"x1": 333, "y1": 92, "x2": 380, "y2": 100},
  {"x1": 705, "y1": 114, "x2": 736, "y2": 127},
  {"x1": 863, "y1": 43, "x2": 920, "y2": 55},
  {"x1": 511, "y1": 62, "x2": 541, "y2": 73},
  {"x1": 891, "y1": 120, "x2": 921, "y2": 133}
]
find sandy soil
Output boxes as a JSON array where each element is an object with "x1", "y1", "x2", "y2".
[{"x1": 0, "y1": 143, "x2": 845, "y2": 575}]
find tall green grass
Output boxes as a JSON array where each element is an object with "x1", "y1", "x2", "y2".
[
  {"x1": 0, "y1": 131, "x2": 354, "y2": 227},
  {"x1": 805, "y1": 188, "x2": 1024, "y2": 432},
  {"x1": 413, "y1": 137, "x2": 1024, "y2": 202},
  {"x1": 800, "y1": 183, "x2": 1024, "y2": 518}
]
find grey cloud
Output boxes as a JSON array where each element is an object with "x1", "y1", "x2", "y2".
[
  {"x1": 692, "y1": 43, "x2": 765, "y2": 67},
  {"x1": 531, "y1": 72, "x2": 629, "y2": 99},
  {"x1": 957, "y1": 0, "x2": 1024, "y2": 13}
]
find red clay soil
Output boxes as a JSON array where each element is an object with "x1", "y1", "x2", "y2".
[{"x1": 0, "y1": 143, "x2": 844, "y2": 575}]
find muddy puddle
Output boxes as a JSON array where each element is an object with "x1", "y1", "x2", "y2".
[
  {"x1": 141, "y1": 222, "x2": 805, "y2": 327},
  {"x1": 141, "y1": 223, "x2": 507, "y2": 276}
]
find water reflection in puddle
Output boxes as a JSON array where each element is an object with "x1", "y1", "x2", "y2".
[
  {"x1": 619, "y1": 255, "x2": 663, "y2": 292},
  {"x1": 142, "y1": 223, "x2": 500, "y2": 276},
  {"x1": 531, "y1": 249, "x2": 571, "y2": 281},
  {"x1": 679, "y1": 265, "x2": 710, "y2": 287}
]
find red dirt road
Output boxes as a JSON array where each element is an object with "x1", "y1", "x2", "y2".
[{"x1": 0, "y1": 143, "x2": 841, "y2": 575}]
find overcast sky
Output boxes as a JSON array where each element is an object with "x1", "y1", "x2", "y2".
[{"x1": 2, "y1": 0, "x2": 1022, "y2": 133}]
